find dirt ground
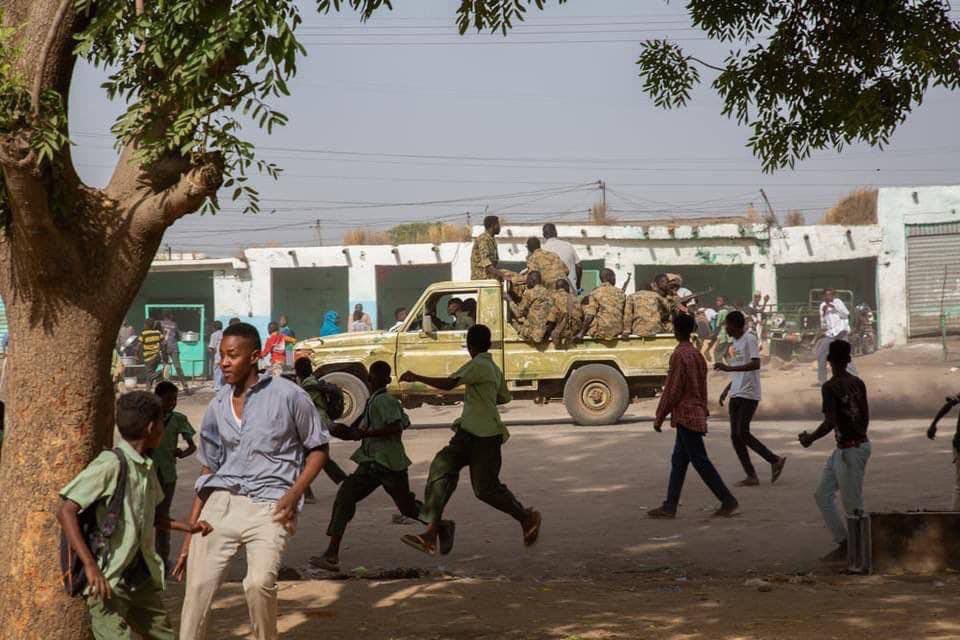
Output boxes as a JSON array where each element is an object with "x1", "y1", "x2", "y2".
[{"x1": 160, "y1": 342, "x2": 960, "y2": 639}]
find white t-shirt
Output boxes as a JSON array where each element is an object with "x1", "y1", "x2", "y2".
[
  {"x1": 820, "y1": 299, "x2": 851, "y2": 337},
  {"x1": 542, "y1": 238, "x2": 580, "y2": 292},
  {"x1": 729, "y1": 331, "x2": 761, "y2": 401}
]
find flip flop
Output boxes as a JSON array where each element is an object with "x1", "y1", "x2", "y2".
[
  {"x1": 522, "y1": 509, "x2": 542, "y2": 547},
  {"x1": 401, "y1": 533, "x2": 437, "y2": 556},
  {"x1": 309, "y1": 555, "x2": 340, "y2": 573}
]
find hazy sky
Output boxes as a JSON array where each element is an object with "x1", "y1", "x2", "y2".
[{"x1": 70, "y1": 1, "x2": 960, "y2": 255}]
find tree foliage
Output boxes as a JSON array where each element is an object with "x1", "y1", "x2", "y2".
[
  {"x1": 821, "y1": 187, "x2": 878, "y2": 225},
  {"x1": 636, "y1": 1, "x2": 960, "y2": 171}
]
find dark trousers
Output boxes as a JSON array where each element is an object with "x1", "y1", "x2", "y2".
[
  {"x1": 156, "y1": 482, "x2": 176, "y2": 570},
  {"x1": 326, "y1": 462, "x2": 422, "y2": 537},
  {"x1": 663, "y1": 426, "x2": 735, "y2": 511},
  {"x1": 163, "y1": 350, "x2": 189, "y2": 389},
  {"x1": 420, "y1": 429, "x2": 527, "y2": 525},
  {"x1": 144, "y1": 356, "x2": 162, "y2": 387},
  {"x1": 729, "y1": 397, "x2": 778, "y2": 478}
]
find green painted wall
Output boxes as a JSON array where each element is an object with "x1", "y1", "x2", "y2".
[
  {"x1": 775, "y1": 258, "x2": 877, "y2": 307},
  {"x1": 634, "y1": 264, "x2": 754, "y2": 305},
  {"x1": 128, "y1": 270, "x2": 214, "y2": 335},
  {"x1": 272, "y1": 266, "x2": 349, "y2": 339},
  {"x1": 376, "y1": 264, "x2": 451, "y2": 329}
]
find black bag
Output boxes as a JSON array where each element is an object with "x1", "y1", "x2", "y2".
[
  {"x1": 60, "y1": 449, "x2": 128, "y2": 596},
  {"x1": 315, "y1": 378, "x2": 345, "y2": 421}
]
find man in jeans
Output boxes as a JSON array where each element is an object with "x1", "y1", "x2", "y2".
[
  {"x1": 648, "y1": 313, "x2": 739, "y2": 519},
  {"x1": 174, "y1": 322, "x2": 330, "y2": 640},
  {"x1": 799, "y1": 339, "x2": 870, "y2": 563},
  {"x1": 816, "y1": 289, "x2": 858, "y2": 386},
  {"x1": 717, "y1": 311, "x2": 787, "y2": 486},
  {"x1": 160, "y1": 311, "x2": 190, "y2": 394}
]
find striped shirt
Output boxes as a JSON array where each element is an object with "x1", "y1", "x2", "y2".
[{"x1": 141, "y1": 329, "x2": 163, "y2": 361}]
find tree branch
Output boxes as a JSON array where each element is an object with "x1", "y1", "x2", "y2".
[
  {"x1": 30, "y1": 0, "x2": 73, "y2": 115},
  {"x1": 130, "y1": 155, "x2": 224, "y2": 237}
]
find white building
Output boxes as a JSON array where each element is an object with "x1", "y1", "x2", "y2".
[{"x1": 113, "y1": 184, "x2": 960, "y2": 375}]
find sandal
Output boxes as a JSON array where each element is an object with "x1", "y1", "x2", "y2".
[
  {"x1": 401, "y1": 533, "x2": 437, "y2": 556},
  {"x1": 309, "y1": 555, "x2": 341, "y2": 573},
  {"x1": 522, "y1": 509, "x2": 542, "y2": 547}
]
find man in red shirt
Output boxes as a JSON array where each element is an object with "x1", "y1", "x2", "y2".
[{"x1": 648, "y1": 313, "x2": 739, "y2": 518}]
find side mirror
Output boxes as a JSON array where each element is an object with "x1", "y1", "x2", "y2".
[{"x1": 421, "y1": 314, "x2": 436, "y2": 337}]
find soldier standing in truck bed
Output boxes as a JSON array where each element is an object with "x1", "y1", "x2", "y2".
[
  {"x1": 525, "y1": 237, "x2": 568, "y2": 290},
  {"x1": 576, "y1": 269, "x2": 626, "y2": 342},
  {"x1": 549, "y1": 280, "x2": 583, "y2": 348},
  {"x1": 471, "y1": 215, "x2": 506, "y2": 281},
  {"x1": 507, "y1": 271, "x2": 555, "y2": 343}
]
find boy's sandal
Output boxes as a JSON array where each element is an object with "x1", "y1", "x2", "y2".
[
  {"x1": 401, "y1": 533, "x2": 437, "y2": 556},
  {"x1": 522, "y1": 510, "x2": 542, "y2": 547},
  {"x1": 309, "y1": 555, "x2": 340, "y2": 573}
]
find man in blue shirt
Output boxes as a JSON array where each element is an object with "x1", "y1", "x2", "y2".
[{"x1": 175, "y1": 323, "x2": 330, "y2": 640}]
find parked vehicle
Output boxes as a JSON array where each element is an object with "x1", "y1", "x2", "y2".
[
  {"x1": 851, "y1": 302, "x2": 877, "y2": 356},
  {"x1": 764, "y1": 289, "x2": 875, "y2": 361},
  {"x1": 295, "y1": 279, "x2": 675, "y2": 426}
]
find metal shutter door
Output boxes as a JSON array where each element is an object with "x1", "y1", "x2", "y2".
[{"x1": 906, "y1": 224, "x2": 960, "y2": 338}]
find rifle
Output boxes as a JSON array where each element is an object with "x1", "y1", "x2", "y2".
[
  {"x1": 676, "y1": 287, "x2": 712, "y2": 307},
  {"x1": 621, "y1": 273, "x2": 632, "y2": 293}
]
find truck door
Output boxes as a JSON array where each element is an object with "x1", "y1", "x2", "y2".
[{"x1": 396, "y1": 288, "x2": 479, "y2": 389}]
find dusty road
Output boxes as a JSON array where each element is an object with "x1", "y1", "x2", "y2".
[{"x1": 162, "y1": 373, "x2": 960, "y2": 639}]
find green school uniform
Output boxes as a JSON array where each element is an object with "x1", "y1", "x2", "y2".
[
  {"x1": 452, "y1": 352, "x2": 512, "y2": 441},
  {"x1": 300, "y1": 375, "x2": 348, "y2": 484},
  {"x1": 151, "y1": 411, "x2": 195, "y2": 486},
  {"x1": 350, "y1": 389, "x2": 412, "y2": 471},
  {"x1": 60, "y1": 441, "x2": 174, "y2": 640}
]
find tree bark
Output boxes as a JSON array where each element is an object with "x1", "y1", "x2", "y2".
[{"x1": 0, "y1": 2, "x2": 222, "y2": 638}]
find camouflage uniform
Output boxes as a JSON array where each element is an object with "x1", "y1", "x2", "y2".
[
  {"x1": 623, "y1": 290, "x2": 670, "y2": 336},
  {"x1": 448, "y1": 310, "x2": 475, "y2": 331},
  {"x1": 471, "y1": 232, "x2": 500, "y2": 280},
  {"x1": 583, "y1": 282, "x2": 626, "y2": 341},
  {"x1": 509, "y1": 284, "x2": 554, "y2": 343},
  {"x1": 526, "y1": 249, "x2": 569, "y2": 290},
  {"x1": 549, "y1": 289, "x2": 583, "y2": 348}
]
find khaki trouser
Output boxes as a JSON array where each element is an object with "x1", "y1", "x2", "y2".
[{"x1": 180, "y1": 492, "x2": 291, "y2": 640}]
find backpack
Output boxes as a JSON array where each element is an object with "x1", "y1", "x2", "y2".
[
  {"x1": 315, "y1": 378, "x2": 345, "y2": 421},
  {"x1": 60, "y1": 449, "x2": 128, "y2": 597}
]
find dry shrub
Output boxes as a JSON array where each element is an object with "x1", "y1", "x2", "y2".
[
  {"x1": 821, "y1": 188, "x2": 878, "y2": 225},
  {"x1": 343, "y1": 229, "x2": 390, "y2": 245},
  {"x1": 744, "y1": 205, "x2": 762, "y2": 222},
  {"x1": 590, "y1": 202, "x2": 616, "y2": 224},
  {"x1": 426, "y1": 223, "x2": 471, "y2": 243},
  {"x1": 783, "y1": 210, "x2": 806, "y2": 226}
]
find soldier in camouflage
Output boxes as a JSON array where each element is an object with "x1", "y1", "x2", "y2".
[
  {"x1": 444, "y1": 298, "x2": 475, "y2": 331},
  {"x1": 549, "y1": 279, "x2": 584, "y2": 348},
  {"x1": 524, "y1": 237, "x2": 569, "y2": 289},
  {"x1": 623, "y1": 273, "x2": 674, "y2": 337},
  {"x1": 507, "y1": 271, "x2": 555, "y2": 343},
  {"x1": 471, "y1": 215, "x2": 505, "y2": 281},
  {"x1": 576, "y1": 268, "x2": 626, "y2": 342}
]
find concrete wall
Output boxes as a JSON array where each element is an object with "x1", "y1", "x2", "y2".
[{"x1": 878, "y1": 185, "x2": 960, "y2": 345}]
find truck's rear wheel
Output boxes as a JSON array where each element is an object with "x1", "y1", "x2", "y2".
[
  {"x1": 563, "y1": 364, "x2": 630, "y2": 426},
  {"x1": 320, "y1": 371, "x2": 369, "y2": 425}
]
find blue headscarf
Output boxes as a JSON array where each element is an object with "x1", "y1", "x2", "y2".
[{"x1": 320, "y1": 311, "x2": 340, "y2": 337}]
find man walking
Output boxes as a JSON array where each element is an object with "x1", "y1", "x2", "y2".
[
  {"x1": 716, "y1": 311, "x2": 787, "y2": 486},
  {"x1": 542, "y1": 223, "x2": 581, "y2": 293},
  {"x1": 648, "y1": 314, "x2": 739, "y2": 519},
  {"x1": 159, "y1": 311, "x2": 190, "y2": 394},
  {"x1": 174, "y1": 322, "x2": 330, "y2": 640},
  {"x1": 208, "y1": 321, "x2": 223, "y2": 389},
  {"x1": 799, "y1": 340, "x2": 870, "y2": 563},
  {"x1": 817, "y1": 288, "x2": 858, "y2": 386}
]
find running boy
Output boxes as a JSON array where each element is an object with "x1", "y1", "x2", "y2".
[
  {"x1": 926, "y1": 392, "x2": 960, "y2": 510},
  {"x1": 261, "y1": 321, "x2": 287, "y2": 376},
  {"x1": 295, "y1": 357, "x2": 348, "y2": 492},
  {"x1": 316, "y1": 361, "x2": 428, "y2": 571},
  {"x1": 399, "y1": 324, "x2": 541, "y2": 554},
  {"x1": 716, "y1": 310, "x2": 787, "y2": 486},
  {"x1": 798, "y1": 340, "x2": 870, "y2": 563},
  {"x1": 57, "y1": 391, "x2": 210, "y2": 640},
  {"x1": 152, "y1": 382, "x2": 198, "y2": 570}
]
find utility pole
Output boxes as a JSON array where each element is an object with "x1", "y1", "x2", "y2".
[
  {"x1": 599, "y1": 179, "x2": 607, "y2": 210},
  {"x1": 466, "y1": 211, "x2": 472, "y2": 228},
  {"x1": 312, "y1": 218, "x2": 323, "y2": 245},
  {"x1": 759, "y1": 188, "x2": 776, "y2": 222}
]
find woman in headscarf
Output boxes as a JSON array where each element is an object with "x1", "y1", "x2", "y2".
[{"x1": 320, "y1": 311, "x2": 341, "y2": 337}]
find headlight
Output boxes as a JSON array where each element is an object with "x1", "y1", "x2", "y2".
[{"x1": 770, "y1": 313, "x2": 786, "y2": 328}]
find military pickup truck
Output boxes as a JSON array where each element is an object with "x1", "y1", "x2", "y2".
[{"x1": 295, "y1": 279, "x2": 675, "y2": 426}]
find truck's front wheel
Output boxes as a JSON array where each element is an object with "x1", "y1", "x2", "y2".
[
  {"x1": 320, "y1": 371, "x2": 370, "y2": 425},
  {"x1": 563, "y1": 364, "x2": 630, "y2": 426}
]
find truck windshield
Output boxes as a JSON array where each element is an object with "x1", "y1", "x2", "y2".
[{"x1": 407, "y1": 290, "x2": 479, "y2": 332}]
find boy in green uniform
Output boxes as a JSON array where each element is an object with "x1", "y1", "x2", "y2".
[
  {"x1": 152, "y1": 382, "x2": 197, "y2": 571},
  {"x1": 57, "y1": 391, "x2": 211, "y2": 640},
  {"x1": 294, "y1": 357, "x2": 349, "y2": 495},
  {"x1": 314, "y1": 361, "x2": 428, "y2": 571},
  {"x1": 400, "y1": 324, "x2": 542, "y2": 555}
]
